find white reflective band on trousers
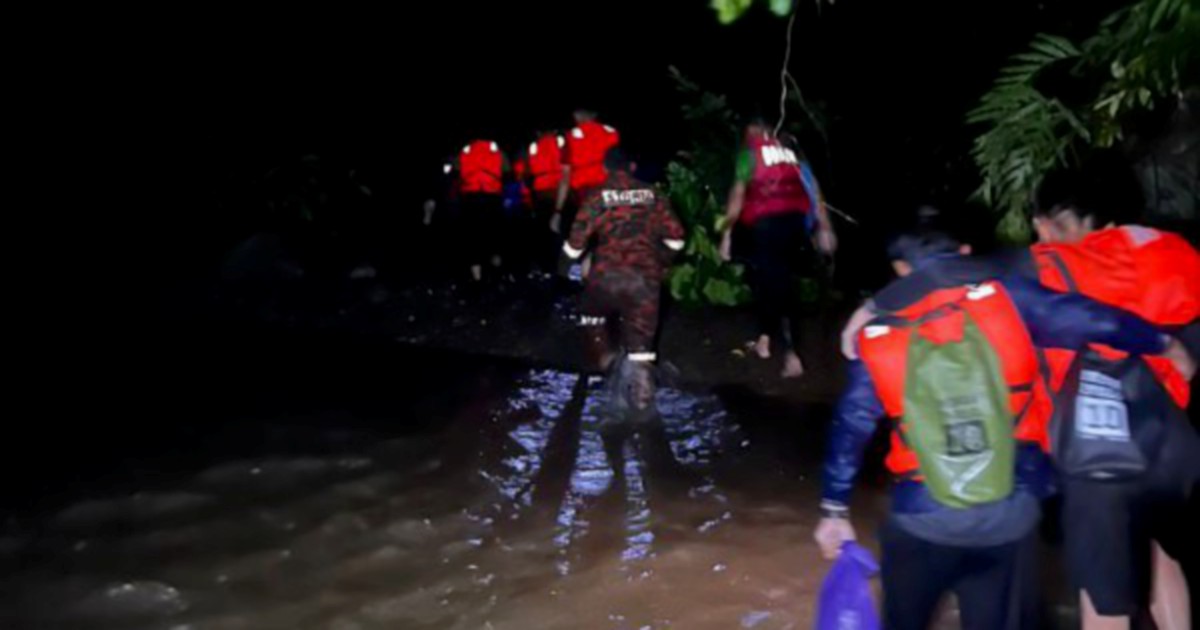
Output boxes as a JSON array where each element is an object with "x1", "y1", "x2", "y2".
[
  {"x1": 664, "y1": 239, "x2": 684, "y2": 251},
  {"x1": 627, "y1": 352, "x2": 656, "y2": 362},
  {"x1": 563, "y1": 243, "x2": 584, "y2": 259}
]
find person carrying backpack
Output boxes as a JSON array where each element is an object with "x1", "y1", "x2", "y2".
[
  {"x1": 1029, "y1": 165, "x2": 1200, "y2": 630},
  {"x1": 814, "y1": 214, "x2": 1188, "y2": 630}
]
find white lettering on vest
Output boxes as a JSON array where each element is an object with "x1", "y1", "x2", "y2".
[
  {"x1": 601, "y1": 189, "x2": 656, "y2": 207},
  {"x1": 760, "y1": 145, "x2": 799, "y2": 168}
]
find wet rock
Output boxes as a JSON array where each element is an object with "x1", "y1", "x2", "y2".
[
  {"x1": 385, "y1": 518, "x2": 438, "y2": 546},
  {"x1": 195, "y1": 457, "x2": 334, "y2": 492},
  {"x1": 360, "y1": 588, "x2": 451, "y2": 625},
  {"x1": 741, "y1": 610, "x2": 772, "y2": 628},
  {"x1": 53, "y1": 492, "x2": 215, "y2": 529},
  {"x1": 74, "y1": 580, "x2": 189, "y2": 618},
  {"x1": 348, "y1": 265, "x2": 377, "y2": 280}
]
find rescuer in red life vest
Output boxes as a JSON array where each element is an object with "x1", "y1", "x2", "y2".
[
  {"x1": 523, "y1": 130, "x2": 567, "y2": 272},
  {"x1": 455, "y1": 139, "x2": 510, "y2": 283},
  {"x1": 1027, "y1": 165, "x2": 1200, "y2": 630},
  {"x1": 719, "y1": 121, "x2": 836, "y2": 378},
  {"x1": 553, "y1": 110, "x2": 620, "y2": 236}
]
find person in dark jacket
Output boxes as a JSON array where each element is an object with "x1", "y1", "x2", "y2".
[{"x1": 814, "y1": 215, "x2": 1190, "y2": 630}]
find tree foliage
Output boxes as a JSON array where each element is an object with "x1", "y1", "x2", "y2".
[
  {"x1": 664, "y1": 68, "x2": 751, "y2": 307},
  {"x1": 711, "y1": 0, "x2": 828, "y2": 24},
  {"x1": 970, "y1": 0, "x2": 1197, "y2": 242}
]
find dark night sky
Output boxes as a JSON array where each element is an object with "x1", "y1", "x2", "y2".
[
  {"x1": 105, "y1": 0, "x2": 1127, "y2": 223},
  {"x1": 36, "y1": 0, "x2": 1136, "y2": 347}
]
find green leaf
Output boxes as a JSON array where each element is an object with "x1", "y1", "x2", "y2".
[
  {"x1": 703, "y1": 278, "x2": 740, "y2": 306},
  {"x1": 1149, "y1": 0, "x2": 1175, "y2": 29},
  {"x1": 712, "y1": 0, "x2": 753, "y2": 24},
  {"x1": 669, "y1": 264, "x2": 698, "y2": 302},
  {"x1": 769, "y1": 0, "x2": 793, "y2": 17}
]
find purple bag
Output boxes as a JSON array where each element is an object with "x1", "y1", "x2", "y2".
[{"x1": 815, "y1": 542, "x2": 881, "y2": 630}]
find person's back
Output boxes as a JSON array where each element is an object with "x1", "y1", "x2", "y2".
[
  {"x1": 1033, "y1": 225, "x2": 1200, "y2": 406},
  {"x1": 572, "y1": 171, "x2": 679, "y2": 282},
  {"x1": 458, "y1": 140, "x2": 504, "y2": 196},
  {"x1": 564, "y1": 115, "x2": 620, "y2": 193},
  {"x1": 816, "y1": 216, "x2": 1176, "y2": 630},
  {"x1": 1031, "y1": 164, "x2": 1200, "y2": 629},
  {"x1": 740, "y1": 130, "x2": 812, "y2": 225}
]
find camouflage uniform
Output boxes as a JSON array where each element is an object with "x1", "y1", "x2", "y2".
[{"x1": 565, "y1": 172, "x2": 685, "y2": 360}]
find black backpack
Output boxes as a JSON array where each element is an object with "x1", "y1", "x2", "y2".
[{"x1": 1044, "y1": 252, "x2": 1179, "y2": 481}]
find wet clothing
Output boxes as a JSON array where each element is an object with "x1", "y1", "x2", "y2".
[
  {"x1": 1023, "y1": 227, "x2": 1200, "y2": 616},
  {"x1": 1061, "y1": 429, "x2": 1199, "y2": 615},
  {"x1": 1031, "y1": 226, "x2": 1200, "y2": 407},
  {"x1": 458, "y1": 140, "x2": 505, "y2": 195},
  {"x1": 880, "y1": 519, "x2": 1038, "y2": 630},
  {"x1": 566, "y1": 172, "x2": 684, "y2": 356},
  {"x1": 527, "y1": 133, "x2": 565, "y2": 193},
  {"x1": 824, "y1": 255, "x2": 1167, "y2": 520},
  {"x1": 580, "y1": 269, "x2": 661, "y2": 354},
  {"x1": 454, "y1": 141, "x2": 509, "y2": 270},
  {"x1": 745, "y1": 213, "x2": 817, "y2": 354},
  {"x1": 735, "y1": 134, "x2": 818, "y2": 226},
  {"x1": 564, "y1": 121, "x2": 619, "y2": 192},
  {"x1": 732, "y1": 135, "x2": 824, "y2": 353},
  {"x1": 566, "y1": 172, "x2": 684, "y2": 282}
]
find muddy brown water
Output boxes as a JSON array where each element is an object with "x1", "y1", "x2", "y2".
[{"x1": 0, "y1": 329, "x2": 901, "y2": 630}]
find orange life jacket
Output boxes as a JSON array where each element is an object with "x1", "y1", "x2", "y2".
[
  {"x1": 859, "y1": 282, "x2": 1054, "y2": 476},
  {"x1": 528, "y1": 133, "x2": 565, "y2": 193},
  {"x1": 1033, "y1": 226, "x2": 1200, "y2": 408},
  {"x1": 741, "y1": 133, "x2": 811, "y2": 226},
  {"x1": 565, "y1": 121, "x2": 619, "y2": 191},
  {"x1": 459, "y1": 140, "x2": 503, "y2": 195}
]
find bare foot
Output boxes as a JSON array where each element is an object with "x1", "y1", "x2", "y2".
[
  {"x1": 781, "y1": 352, "x2": 805, "y2": 379},
  {"x1": 754, "y1": 335, "x2": 772, "y2": 360}
]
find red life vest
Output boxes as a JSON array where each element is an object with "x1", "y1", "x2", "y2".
[
  {"x1": 459, "y1": 140, "x2": 503, "y2": 195},
  {"x1": 1033, "y1": 226, "x2": 1200, "y2": 408},
  {"x1": 565, "y1": 121, "x2": 619, "y2": 191},
  {"x1": 528, "y1": 133, "x2": 565, "y2": 193},
  {"x1": 858, "y1": 282, "x2": 1054, "y2": 476},
  {"x1": 740, "y1": 133, "x2": 811, "y2": 226}
]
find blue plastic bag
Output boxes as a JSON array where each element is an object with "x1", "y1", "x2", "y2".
[{"x1": 815, "y1": 542, "x2": 881, "y2": 630}]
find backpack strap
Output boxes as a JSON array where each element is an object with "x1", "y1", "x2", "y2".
[{"x1": 1039, "y1": 249, "x2": 1080, "y2": 293}]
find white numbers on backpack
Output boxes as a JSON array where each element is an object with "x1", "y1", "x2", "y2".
[{"x1": 1075, "y1": 369, "x2": 1131, "y2": 442}]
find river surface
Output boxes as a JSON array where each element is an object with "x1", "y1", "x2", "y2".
[{"x1": 2, "y1": 332, "x2": 893, "y2": 629}]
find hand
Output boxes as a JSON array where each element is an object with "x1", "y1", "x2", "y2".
[
  {"x1": 815, "y1": 226, "x2": 838, "y2": 256},
  {"x1": 422, "y1": 200, "x2": 436, "y2": 227},
  {"x1": 841, "y1": 302, "x2": 875, "y2": 361},
  {"x1": 719, "y1": 231, "x2": 733, "y2": 262},
  {"x1": 814, "y1": 517, "x2": 857, "y2": 561},
  {"x1": 1163, "y1": 337, "x2": 1196, "y2": 381},
  {"x1": 549, "y1": 213, "x2": 562, "y2": 235}
]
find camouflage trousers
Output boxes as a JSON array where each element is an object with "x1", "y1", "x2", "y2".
[{"x1": 578, "y1": 269, "x2": 661, "y2": 361}]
